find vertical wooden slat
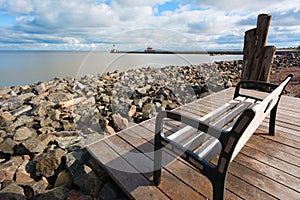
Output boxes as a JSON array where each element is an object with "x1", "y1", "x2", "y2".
[
  {"x1": 259, "y1": 46, "x2": 276, "y2": 81},
  {"x1": 242, "y1": 28, "x2": 256, "y2": 80},
  {"x1": 242, "y1": 14, "x2": 274, "y2": 82}
]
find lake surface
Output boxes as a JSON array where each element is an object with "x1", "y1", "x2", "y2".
[{"x1": 0, "y1": 51, "x2": 242, "y2": 87}]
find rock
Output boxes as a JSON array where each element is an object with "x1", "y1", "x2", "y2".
[
  {"x1": 0, "y1": 112, "x2": 15, "y2": 128},
  {"x1": 40, "y1": 117, "x2": 53, "y2": 128},
  {"x1": 11, "y1": 115, "x2": 33, "y2": 130},
  {"x1": 87, "y1": 158, "x2": 107, "y2": 179},
  {"x1": 136, "y1": 85, "x2": 150, "y2": 95},
  {"x1": 37, "y1": 134, "x2": 56, "y2": 146},
  {"x1": 35, "y1": 148, "x2": 65, "y2": 177},
  {"x1": 14, "y1": 127, "x2": 36, "y2": 141},
  {"x1": 67, "y1": 189, "x2": 93, "y2": 200},
  {"x1": 38, "y1": 127, "x2": 55, "y2": 134},
  {"x1": 128, "y1": 105, "x2": 136, "y2": 117},
  {"x1": 18, "y1": 92, "x2": 35, "y2": 101},
  {"x1": 62, "y1": 120, "x2": 76, "y2": 131},
  {"x1": 47, "y1": 91, "x2": 72, "y2": 104},
  {"x1": 59, "y1": 97, "x2": 87, "y2": 108},
  {"x1": 53, "y1": 131, "x2": 82, "y2": 137},
  {"x1": 104, "y1": 125, "x2": 115, "y2": 136},
  {"x1": 0, "y1": 87, "x2": 11, "y2": 96},
  {"x1": 55, "y1": 136, "x2": 83, "y2": 150},
  {"x1": 12, "y1": 105, "x2": 32, "y2": 116},
  {"x1": 142, "y1": 103, "x2": 156, "y2": 115},
  {"x1": 166, "y1": 102, "x2": 177, "y2": 110},
  {"x1": 33, "y1": 82, "x2": 47, "y2": 94},
  {"x1": 48, "y1": 109, "x2": 61, "y2": 121},
  {"x1": 0, "y1": 96, "x2": 23, "y2": 111},
  {"x1": 99, "y1": 180, "x2": 127, "y2": 200},
  {"x1": 0, "y1": 156, "x2": 23, "y2": 182},
  {"x1": 15, "y1": 155, "x2": 35, "y2": 184},
  {"x1": 133, "y1": 98, "x2": 143, "y2": 108},
  {"x1": 0, "y1": 138, "x2": 17, "y2": 155},
  {"x1": 16, "y1": 137, "x2": 45, "y2": 154},
  {"x1": 32, "y1": 101, "x2": 54, "y2": 116},
  {"x1": 112, "y1": 114, "x2": 128, "y2": 132},
  {"x1": 34, "y1": 186, "x2": 70, "y2": 200},
  {"x1": 0, "y1": 183, "x2": 26, "y2": 200},
  {"x1": 224, "y1": 80, "x2": 232, "y2": 88},
  {"x1": 29, "y1": 92, "x2": 48, "y2": 105},
  {"x1": 23, "y1": 180, "x2": 48, "y2": 199},
  {"x1": 101, "y1": 94, "x2": 111, "y2": 103},
  {"x1": 65, "y1": 150, "x2": 90, "y2": 175},
  {"x1": 54, "y1": 170, "x2": 72, "y2": 188},
  {"x1": 161, "y1": 100, "x2": 169, "y2": 109},
  {"x1": 73, "y1": 165, "x2": 103, "y2": 197},
  {"x1": 142, "y1": 103, "x2": 156, "y2": 119}
]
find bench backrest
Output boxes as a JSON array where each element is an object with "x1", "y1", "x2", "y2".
[{"x1": 229, "y1": 75, "x2": 293, "y2": 161}]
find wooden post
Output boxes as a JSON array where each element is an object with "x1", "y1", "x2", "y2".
[{"x1": 241, "y1": 14, "x2": 276, "y2": 82}]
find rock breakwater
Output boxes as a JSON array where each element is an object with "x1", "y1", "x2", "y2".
[{"x1": 0, "y1": 62, "x2": 230, "y2": 199}]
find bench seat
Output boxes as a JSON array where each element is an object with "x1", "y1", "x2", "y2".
[{"x1": 165, "y1": 96, "x2": 258, "y2": 161}]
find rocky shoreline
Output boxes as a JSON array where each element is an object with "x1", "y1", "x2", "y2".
[{"x1": 0, "y1": 53, "x2": 299, "y2": 200}]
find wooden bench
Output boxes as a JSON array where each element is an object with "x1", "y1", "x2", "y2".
[{"x1": 153, "y1": 74, "x2": 293, "y2": 200}]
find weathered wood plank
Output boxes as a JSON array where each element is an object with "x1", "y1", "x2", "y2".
[
  {"x1": 259, "y1": 45, "x2": 276, "y2": 82},
  {"x1": 256, "y1": 126, "x2": 300, "y2": 142},
  {"x1": 234, "y1": 153, "x2": 300, "y2": 192},
  {"x1": 226, "y1": 174, "x2": 277, "y2": 200},
  {"x1": 120, "y1": 128, "x2": 214, "y2": 199},
  {"x1": 261, "y1": 121, "x2": 300, "y2": 136},
  {"x1": 259, "y1": 133, "x2": 300, "y2": 150},
  {"x1": 230, "y1": 162, "x2": 300, "y2": 199},
  {"x1": 87, "y1": 141, "x2": 169, "y2": 200},
  {"x1": 126, "y1": 124, "x2": 268, "y2": 199},
  {"x1": 103, "y1": 133, "x2": 206, "y2": 200},
  {"x1": 240, "y1": 145, "x2": 300, "y2": 178},
  {"x1": 246, "y1": 136, "x2": 300, "y2": 166}
]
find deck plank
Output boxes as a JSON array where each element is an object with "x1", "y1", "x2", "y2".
[
  {"x1": 87, "y1": 88, "x2": 300, "y2": 199},
  {"x1": 229, "y1": 161, "x2": 300, "y2": 199},
  {"x1": 104, "y1": 131, "x2": 207, "y2": 200},
  {"x1": 120, "y1": 128, "x2": 214, "y2": 199},
  {"x1": 240, "y1": 145, "x2": 300, "y2": 178},
  {"x1": 127, "y1": 123, "x2": 270, "y2": 199},
  {"x1": 87, "y1": 141, "x2": 169, "y2": 200}
]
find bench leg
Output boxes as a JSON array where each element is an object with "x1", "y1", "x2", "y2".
[
  {"x1": 153, "y1": 133, "x2": 162, "y2": 185},
  {"x1": 269, "y1": 104, "x2": 278, "y2": 136},
  {"x1": 212, "y1": 175, "x2": 226, "y2": 200}
]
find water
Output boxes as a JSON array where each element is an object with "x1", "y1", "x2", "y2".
[{"x1": 0, "y1": 51, "x2": 242, "y2": 87}]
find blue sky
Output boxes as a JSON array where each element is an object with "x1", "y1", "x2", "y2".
[{"x1": 0, "y1": 0, "x2": 299, "y2": 50}]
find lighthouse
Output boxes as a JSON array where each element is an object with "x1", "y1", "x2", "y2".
[{"x1": 110, "y1": 44, "x2": 119, "y2": 53}]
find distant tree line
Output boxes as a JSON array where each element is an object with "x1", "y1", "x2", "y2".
[{"x1": 278, "y1": 46, "x2": 300, "y2": 50}]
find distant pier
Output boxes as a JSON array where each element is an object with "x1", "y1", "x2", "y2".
[
  {"x1": 111, "y1": 50, "x2": 243, "y2": 55},
  {"x1": 110, "y1": 50, "x2": 299, "y2": 55}
]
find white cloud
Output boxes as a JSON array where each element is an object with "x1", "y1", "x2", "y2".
[
  {"x1": 2, "y1": 0, "x2": 33, "y2": 14},
  {"x1": 192, "y1": 0, "x2": 300, "y2": 14},
  {"x1": 0, "y1": 0, "x2": 299, "y2": 50},
  {"x1": 112, "y1": 0, "x2": 171, "y2": 7}
]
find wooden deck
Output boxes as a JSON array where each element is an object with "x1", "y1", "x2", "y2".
[{"x1": 87, "y1": 88, "x2": 300, "y2": 199}]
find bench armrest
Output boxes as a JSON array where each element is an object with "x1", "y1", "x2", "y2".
[
  {"x1": 234, "y1": 74, "x2": 293, "y2": 100},
  {"x1": 234, "y1": 80, "x2": 278, "y2": 100},
  {"x1": 155, "y1": 111, "x2": 226, "y2": 141}
]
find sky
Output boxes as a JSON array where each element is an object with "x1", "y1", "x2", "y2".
[{"x1": 0, "y1": 0, "x2": 299, "y2": 51}]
